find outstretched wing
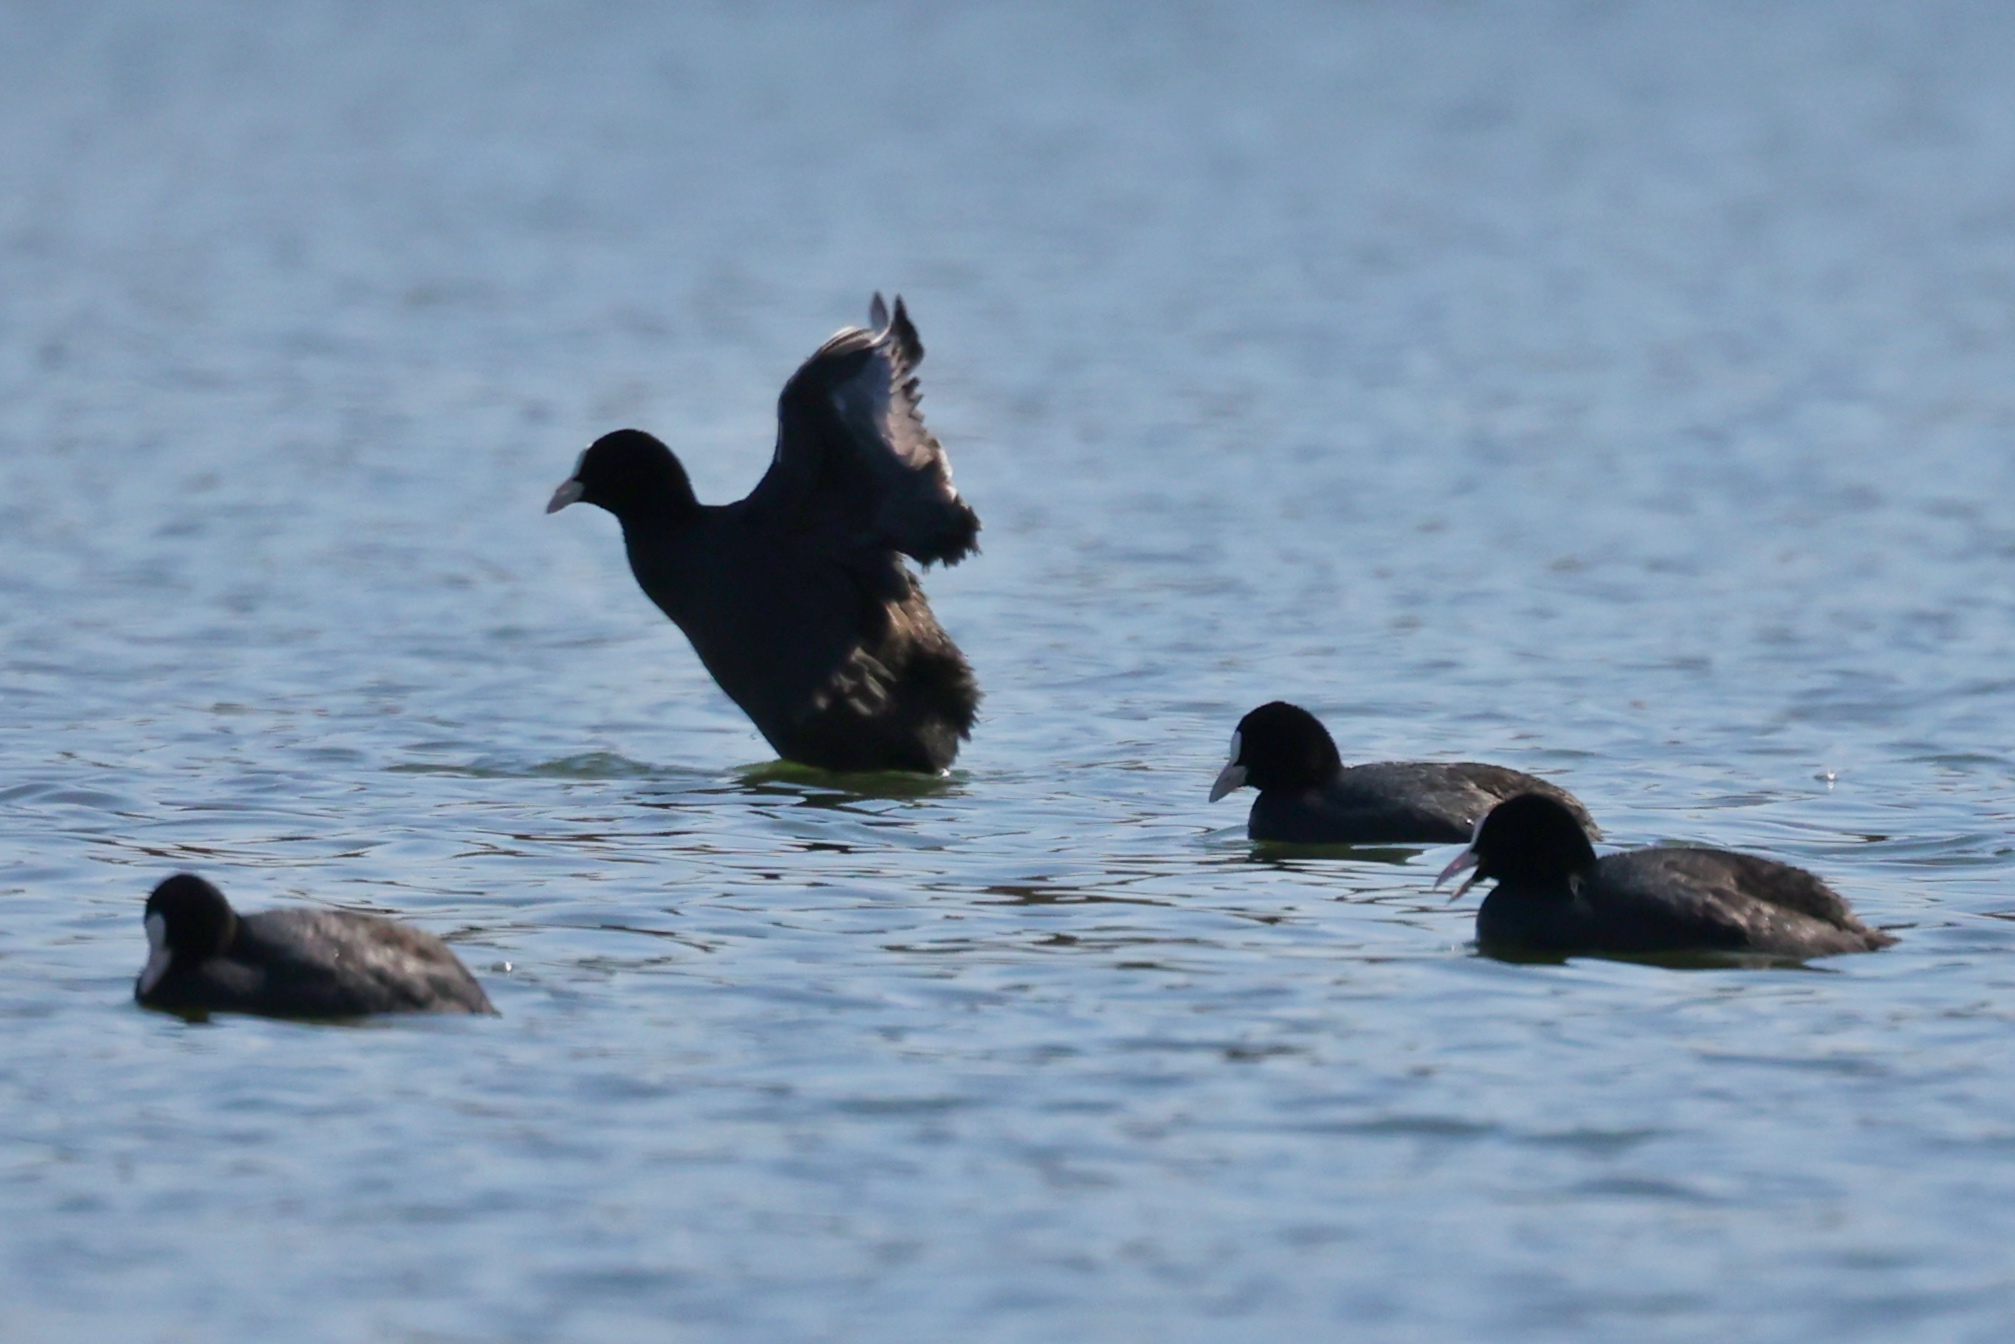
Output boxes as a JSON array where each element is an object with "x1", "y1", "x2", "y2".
[{"x1": 745, "y1": 294, "x2": 980, "y2": 565}]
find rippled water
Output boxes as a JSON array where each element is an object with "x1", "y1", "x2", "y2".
[{"x1": 7, "y1": 2, "x2": 2015, "y2": 1339}]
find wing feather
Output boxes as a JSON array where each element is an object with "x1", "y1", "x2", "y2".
[{"x1": 747, "y1": 295, "x2": 980, "y2": 565}]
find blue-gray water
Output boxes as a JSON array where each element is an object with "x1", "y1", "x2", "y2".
[{"x1": 6, "y1": 2, "x2": 2015, "y2": 1339}]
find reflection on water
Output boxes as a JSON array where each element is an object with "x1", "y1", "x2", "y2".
[{"x1": 6, "y1": 0, "x2": 2015, "y2": 1340}]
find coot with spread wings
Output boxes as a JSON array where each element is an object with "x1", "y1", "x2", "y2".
[{"x1": 549, "y1": 296, "x2": 980, "y2": 773}]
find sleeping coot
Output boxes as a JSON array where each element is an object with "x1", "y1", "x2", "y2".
[
  {"x1": 1209, "y1": 701, "x2": 1598, "y2": 845},
  {"x1": 136, "y1": 874, "x2": 496, "y2": 1018},
  {"x1": 1437, "y1": 793, "x2": 1896, "y2": 959},
  {"x1": 548, "y1": 295, "x2": 980, "y2": 774}
]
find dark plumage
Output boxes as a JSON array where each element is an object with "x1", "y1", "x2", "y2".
[
  {"x1": 1208, "y1": 701, "x2": 1597, "y2": 844},
  {"x1": 136, "y1": 874, "x2": 496, "y2": 1018},
  {"x1": 1437, "y1": 793, "x2": 1896, "y2": 960},
  {"x1": 550, "y1": 296, "x2": 978, "y2": 774}
]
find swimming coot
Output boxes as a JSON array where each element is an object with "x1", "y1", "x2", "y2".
[
  {"x1": 136, "y1": 874, "x2": 497, "y2": 1018},
  {"x1": 548, "y1": 295, "x2": 980, "y2": 774},
  {"x1": 1436, "y1": 793, "x2": 1896, "y2": 959},
  {"x1": 1208, "y1": 701, "x2": 1598, "y2": 844}
]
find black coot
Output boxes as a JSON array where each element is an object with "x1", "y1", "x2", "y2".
[
  {"x1": 1209, "y1": 701, "x2": 1597, "y2": 844},
  {"x1": 136, "y1": 874, "x2": 497, "y2": 1018},
  {"x1": 1437, "y1": 793, "x2": 1896, "y2": 959},
  {"x1": 548, "y1": 295, "x2": 980, "y2": 774}
]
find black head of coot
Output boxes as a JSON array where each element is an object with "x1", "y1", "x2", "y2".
[
  {"x1": 547, "y1": 429, "x2": 699, "y2": 521},
  {"x1": 144, "y1": 873, "x2": 238, "y2": 970},
  {"x1": 1210, "y1": 701, "x2": 1343, "y2": 800},
  {"x1": 1438, "y1": 792, "x2": 1599, "y2": 896}
]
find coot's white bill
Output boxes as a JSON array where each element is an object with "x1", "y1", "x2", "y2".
[
  {"x1": 546, "y1": 477, "x2": 584, "y2": 513},
  {"x1": 1208, "y1": 731, "x2": 1246, "y2": 801}
]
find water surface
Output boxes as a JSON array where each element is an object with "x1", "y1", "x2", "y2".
[{"x1": 6, "y1": 3, "x2": 2015, "y2": 1340}]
